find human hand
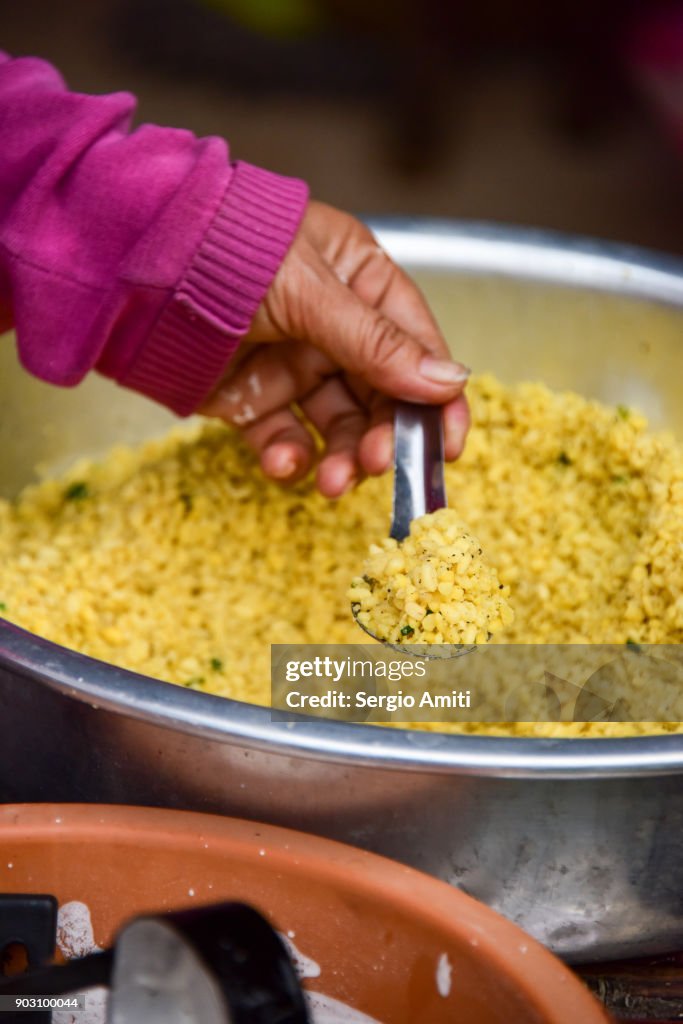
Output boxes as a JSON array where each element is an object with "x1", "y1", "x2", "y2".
[{"x1": 200, "y1": 200, "x2": 470, "y2": 498}]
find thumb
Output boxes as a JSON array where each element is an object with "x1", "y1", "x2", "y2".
[{"x1": 269, "y1": 246, "x2": 471, "y2": 403}]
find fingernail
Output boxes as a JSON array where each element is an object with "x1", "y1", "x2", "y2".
[
  {"x1": 323, "y1": 457, "x2": 356, "y2": 497},
  {"x1": 419, "y1": 357, "x2": 471, "y2": 385},
  {"x1": 376, "y1": 430, "x2": 393, "y2": 471},
  {"x1": 445, "y1": 417, "x2": 468, "y2": 456},
  {"x1": 268, "y1": 451, "x2": 296, "y2": 479},
  {"x1": 338, "y1": 475, "x2": 357, "y2": 497}
]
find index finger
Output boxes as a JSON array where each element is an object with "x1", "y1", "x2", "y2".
[
  {"x1": 307, "y1": 205, "x2": 450, "y2": 358},
  {"x1": 347, "y1": 242, "x2": 450, "y2": 359}
]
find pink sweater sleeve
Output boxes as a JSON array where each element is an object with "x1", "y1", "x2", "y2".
[{"x1": 0, "y1": 53, "x2": 309, "y2": 415}]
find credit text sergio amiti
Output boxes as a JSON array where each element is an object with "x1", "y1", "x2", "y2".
[{"x1": 283, "y1": 656, "x2": 472, "y2": 711}]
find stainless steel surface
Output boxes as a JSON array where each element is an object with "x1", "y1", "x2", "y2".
[
  {"x1": 390, "y1": 401, "x2": 447, "y2": 541},
  {"x1": 1, "y1": 220, "x2": 682, "y2": 962}
]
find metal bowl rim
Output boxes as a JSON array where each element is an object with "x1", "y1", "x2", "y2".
[
  {"x1": 2, "y1": 609, "x2": 681, "y2": 780},
  {"x1": 366, "y1": 216, "x2": 683, "y2": 304}
]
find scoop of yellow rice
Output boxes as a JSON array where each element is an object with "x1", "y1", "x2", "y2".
[
  {"x1": 0, "y1": 374, "x2": 681, "y2": 739},
  {"x1": 350, "y1": 508, "x2": 513, "y2": 644}
]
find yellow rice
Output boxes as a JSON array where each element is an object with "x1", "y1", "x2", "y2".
[
  {"x1": 0, "y1": 373, "x2": 681, "y2": 738},
  {"x1": 350, "y1": 508, "x2": 514, "y2": 644}
]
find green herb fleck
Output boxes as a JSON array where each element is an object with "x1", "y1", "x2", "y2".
[
  {"x1": 425, "y1": 607, "x2": 434, "y2": 615},
  {"x1": 626, "y1": 638, "x2": 640, "y2": 648},
  {"x1": 362, "y1": 574, "x2": 378, "y2": 590},
  {"x1": 179, "y1": 492, "x2": 193, "y2": 514},
  {"x1": 210, "y1": 657, "x2": 223, "y2": 672},
  {"x1": 183, "y1": 677, "x2": 205, "y2": 688},
  {"x1": 612, "y1": 474, "x2": 630, "y2": 485},
  {"x1": 65, "y1": 481, "x2": 89, "y2": 501},
  {"x1": 0, "y1": 602, "x2": 6, "y2": 612},
  {"x1": 616, "y1": 404, "x2": 630, "y2": 420},
  {"x1": 400, "y1": 625, "x2": 415, "y2": 638},
  {"x1": 557, "y1": 452, "x2": 572, "y2": 466}
]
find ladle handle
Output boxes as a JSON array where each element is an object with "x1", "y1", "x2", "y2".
[{"x1": 390, "y1": 402, "x2": 447, "y2": 542}]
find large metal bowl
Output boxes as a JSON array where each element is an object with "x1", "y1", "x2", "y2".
[{"x1": 1, "y1": 221, "x2": 682, "y2": 963}]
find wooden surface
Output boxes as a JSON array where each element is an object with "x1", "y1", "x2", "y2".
[{"x1": 576, "y1": 953, "x2": 683, "y2": 1022}]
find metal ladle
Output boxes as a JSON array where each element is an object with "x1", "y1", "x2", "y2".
[{"x1": 352, "y1": 402, "x2": 475, "y2": 659}]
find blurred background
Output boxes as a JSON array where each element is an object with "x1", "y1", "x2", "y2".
[{"x1": 3, "y1": 0, "x2": 683, "y2": 254}]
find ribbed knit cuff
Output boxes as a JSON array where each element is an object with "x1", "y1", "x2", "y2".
[{"x1": 119, "y1": 161, "x2": 309, "y2": 415}]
